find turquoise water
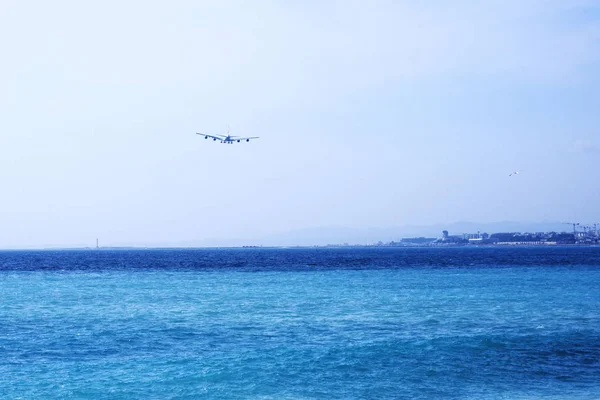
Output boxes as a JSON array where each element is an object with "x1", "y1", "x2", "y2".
[{"x1": 1, "y1": 248, "x2": 599, "y2": 399}]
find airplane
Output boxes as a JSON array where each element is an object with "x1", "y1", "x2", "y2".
[
  {"x1": 509, "y1": 170, "x2": 521, "y2": 177},
  {"x1": 196, "y1": 128, "x2": 259, "y2": 144}
]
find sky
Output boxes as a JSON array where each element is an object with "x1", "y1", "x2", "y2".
[{"x1": 1, "y1": 0, "x2": 599, "y2": 248}]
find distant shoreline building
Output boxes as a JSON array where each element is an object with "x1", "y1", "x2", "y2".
[{"x1": 371, "y1": 227, "x2": 600, "y2": 247}]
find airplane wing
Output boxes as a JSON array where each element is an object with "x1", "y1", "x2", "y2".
[
  {"x1": 197, "y1": 133, "x2": 225, "y2": 141},
  {"x1": 234, "y1": 136, "x2": 260, "y2": 142}
]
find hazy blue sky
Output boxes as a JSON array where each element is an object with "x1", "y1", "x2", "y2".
[{"x1": 1, "y1": 1, "x2": 599, "y2": 248}]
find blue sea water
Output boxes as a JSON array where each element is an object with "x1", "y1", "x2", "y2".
[{"x1": 1, "y1": 247, "x2": 599, "y2": 399}]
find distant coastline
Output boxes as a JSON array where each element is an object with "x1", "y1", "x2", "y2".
[
  {"x1": 333, "y1": 228, "x2": 600, "y2": 248},
  {"x1": 2, "y1": 225, "x2": 599, "y2": 251}
]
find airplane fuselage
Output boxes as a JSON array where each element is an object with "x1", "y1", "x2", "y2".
[{"x1": 221, "y1": 135, "x2": 249, "y2": 143}]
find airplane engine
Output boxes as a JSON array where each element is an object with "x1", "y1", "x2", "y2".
[
  {"x1": 205, "y1": 136, "x2": 208, "y2": 139},
  {"x1": 237, "y1": 140, "x2": 240, "y2": 143},
  {"x1": 246, "y1": 139, "x2": 250, "y2": 142},
  {"x1": 213, "y1": 138, "x2": 217, "y2": 141}
]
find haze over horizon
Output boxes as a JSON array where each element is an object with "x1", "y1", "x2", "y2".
[{"x1": 1, "y1": 1, "x2": 599, "y2": 249}]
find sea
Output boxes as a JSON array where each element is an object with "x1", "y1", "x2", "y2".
[{"x1": 1, "y1": 247, "x2": 599, "y2": 399}]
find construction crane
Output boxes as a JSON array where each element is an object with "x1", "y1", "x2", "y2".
[{"x1": 562, "y1": 222, "x2": 580, "y2": 234}]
